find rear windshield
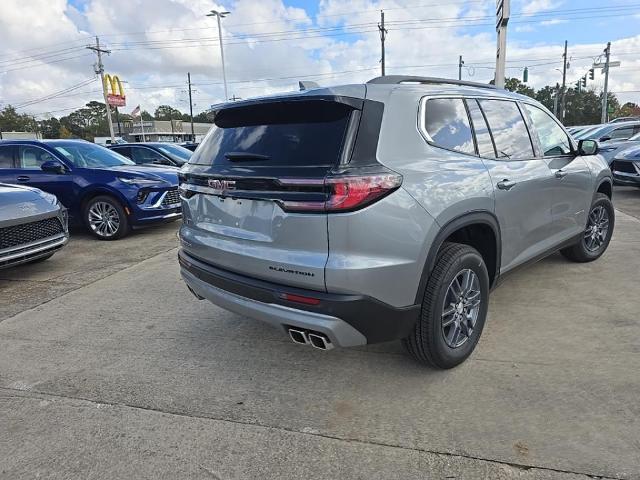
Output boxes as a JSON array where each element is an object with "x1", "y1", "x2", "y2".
[{"x1": 189, "y1": 100, "x2": 353, "y2": 167}]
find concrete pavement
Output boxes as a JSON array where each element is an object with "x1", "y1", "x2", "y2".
[{"x1": 1, "y1": 202, "x2": 639, "y2": 479}]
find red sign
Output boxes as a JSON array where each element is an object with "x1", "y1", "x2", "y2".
[{"x1": 107, "y1": 94, "x2": 126, "y2": 107}]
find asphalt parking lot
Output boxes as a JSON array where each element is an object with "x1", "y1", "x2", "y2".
[{"x1": 1, "y1": 187, "x2": 639, "y2": 480}]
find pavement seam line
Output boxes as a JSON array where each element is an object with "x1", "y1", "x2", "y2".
[
  {"x1": 0, "y1": 246, "x2": 179, "y2": 324},
  {"x1": 0, "y1": 386, "x2": 623, "y2": 480}
]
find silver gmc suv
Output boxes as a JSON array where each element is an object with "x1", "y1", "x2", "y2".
[{"x1": 178, "y1": 76, "x2": 614, "y2": 369}]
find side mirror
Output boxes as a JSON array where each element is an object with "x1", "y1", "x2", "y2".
[
  {"x1": 578, "y1": 139, "x2": 598, "y2": 156},
  {"x1": 599, "y1": 135, "x2": 612, "y2": 142},
  {"x1": 40, "y1": 159, "x2": 67, "y2": 174}
]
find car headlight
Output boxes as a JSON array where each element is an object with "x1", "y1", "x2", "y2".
[
  {"x1": 40, "y1": 191, "x2": 59, "y2": 206},
  {"x1": 118, "y1": 177, "x2": 164, "y2": 186}
]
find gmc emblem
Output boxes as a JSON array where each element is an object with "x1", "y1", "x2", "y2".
[{"x1": 208, "y1": 179, "x2": 236, "y2": 192}]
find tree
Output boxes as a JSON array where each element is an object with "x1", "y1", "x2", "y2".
[
  {"x1": 59, "y1": 101, "x2": 110, "y2": 140},
  {"x1": 38, "y1": 117, "x2": 61, "y2": 138},
  {"x1": 141, "y1": 110, "x2": 153, "y2": 121},
  {"x1": 0, "y1": 105, "x2": 38, "y2": 132},
  {"x1": 504, "y1": 77, "x2": 535, "y2": 98},
  {"x1": 616, "y1": 102, "x2": 640, "y2": 118},
  {"x1": 154, "y1": 104, "x2": 184, "y2": 120},
  {"x1": 193, "y1": 111, "x2": 213, "y2": 123},
  {"x1": 534, "y1": 86, "x2": 557, "y2": 112}
]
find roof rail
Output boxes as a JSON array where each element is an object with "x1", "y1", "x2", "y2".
[{"x1": 367, "y1": 75, "x2": 498, "y2": 90}]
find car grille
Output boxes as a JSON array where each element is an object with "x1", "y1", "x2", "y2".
[
  {"x1": 0, "y1": 217, "x2": 64, "y2": 250},
  {"x1": 162, "y1": 189, "x2": 180, "y2": 206},
  {"x1": 611, "y1": 161, "x2": 638, "y2": 174}
]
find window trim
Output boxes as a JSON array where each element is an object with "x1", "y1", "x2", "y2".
[
  {"x1": 16, "y1": 144, "x2": 60, "y2": 170},
  {"x1": 465, "y1": 98, "x2": 498, "y2": 159},
  {"x1": 417, "y1": 96, "x2": 479, "y2": 158}
]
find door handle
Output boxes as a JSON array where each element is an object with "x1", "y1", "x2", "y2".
[
  {"x1": 555, "y1": 170, "x2": 568, "y2": 179},
  {"x1": 497, "y1": 179, "x2": 516, "y2": 190},
  {"x1": 16, "y1": 175, "x2": 30, "y2": 182}
]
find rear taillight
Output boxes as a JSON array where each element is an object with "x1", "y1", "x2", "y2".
[{"x1": 279, "y1": 173, "x2": 402, "y2": 213}]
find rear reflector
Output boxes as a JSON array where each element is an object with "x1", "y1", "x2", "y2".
[
  {"x1": 280, "y1": 293, "x2": 321, "y2": 305},
  {"x1": 280, "y1": 173, "x2": 402, "y2": 213}
]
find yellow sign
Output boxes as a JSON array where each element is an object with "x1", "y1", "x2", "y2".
[{"x1": 104, "y1": 74, "x2": 126, "y2": 107}]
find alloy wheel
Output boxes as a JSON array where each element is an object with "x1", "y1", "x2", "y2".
[
  {"x1": 88, "y1": 201, "x2": 121, "y2": 238},
  {"x1": 441, "y1": 269, "x2": 482, "y2": 348},
  {"x1": 584, "y1": 205, "x2": 609, "y2": 252}
]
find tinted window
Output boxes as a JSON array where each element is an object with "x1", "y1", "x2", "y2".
[
  {"x1": 189, "y1": 100, "x2": 353, "y2": 167},
  {"x1": 522, "y1": 104, "x2": 572, "y2": 156},
  {"x1": 18, "y1": 145, "x2": 56, "y2": 169},
  {"x1": 424, "y1": 98, "x2": 475, "y2": 154},
  {"x1": 156, "y1": 144, "x2": 191, "y2": 164},
  {"x1": 110, "y1": 146, "x2": 131, "y2": 158},
  {"x1": 131, "y1": 147, "x2": 165, "y2": 164},
  {"x1": 479, "y1": 100, "x2": 534, "y2": 159},
  {"x1": 466, "y1": 99, "x2": 496, "y2": 158},
  {"x1": 0, "y1": 145, "x2": 14, "y2": 168},
  {"x1": 609, "y1": 126, "x2": 634, "y2": 140}
]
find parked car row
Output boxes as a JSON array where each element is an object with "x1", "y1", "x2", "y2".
[{"x1": 0, "y1": 140, "x2": 182, "y2": 246}]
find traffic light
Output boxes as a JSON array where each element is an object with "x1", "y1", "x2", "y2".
[
  {"x1": 581, "y1": 76, "x2": 587, "y2": 88},
  {"x1": 589, "y1": 68, "x2": 595, "y2": 80},
  {"x1": 523, "y1": 67, "x2": 529, "y2": 83},
  {"x1": 575, "y1": 80, "x2": 581, "y2": 92}
]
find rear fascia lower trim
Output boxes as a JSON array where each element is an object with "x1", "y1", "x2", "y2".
[{"x1": 179, "y1": 249, "x2": 420, "y2": 344}]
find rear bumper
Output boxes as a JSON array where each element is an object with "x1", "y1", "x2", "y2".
[{"x1": 178, "y1": 249, "x2": 420, "y2": 346}]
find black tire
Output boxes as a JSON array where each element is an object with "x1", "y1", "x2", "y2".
[
  {"x1": 560, "y1": 193, "x2": 614, "y2": 263},
  {"x1": 403, "y1": 242, "x2": 490, "y2": 369},
  {"x1": 83, "y1": 195, "x2": 130, "y2": 240}
]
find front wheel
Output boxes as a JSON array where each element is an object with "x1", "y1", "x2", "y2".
[
  {"x1": 561, "y1": 193, "x2": 614, "y2": 263},
  {"x1": 403, "y1": 242, "x2": 490, "y2": 369},
  {"x1": 84, "y1": 195, "x2": 130, "y2": 240}
]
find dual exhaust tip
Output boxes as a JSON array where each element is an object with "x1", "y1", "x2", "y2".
[{"x1": 288, "y1": 328, "x2": 334, "y2": 350}]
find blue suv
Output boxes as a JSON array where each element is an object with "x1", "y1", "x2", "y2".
[{"x1": 0, "y1": 139, "x2": 181, "y2": 240}]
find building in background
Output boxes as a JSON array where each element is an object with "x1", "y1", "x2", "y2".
[
  {"x1": 0, "y1": 131, "x2": 42, "y2": 140},
  {"x1": 122, "y1": 119, "x2": 212, "y2": 143}
]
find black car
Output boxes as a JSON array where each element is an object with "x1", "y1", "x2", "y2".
[
  {"x1": 611, "y1": 143, "x2": 640, "y2": 187},
  {"x1": 108, "y1": 142, "x2": 192, "y2": 168}
]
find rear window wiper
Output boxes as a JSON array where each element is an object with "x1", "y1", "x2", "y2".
[{"x1": 225, "y1": 152, "x2": 271, "y2": 161}]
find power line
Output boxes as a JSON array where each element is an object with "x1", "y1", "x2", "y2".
[
  {"x1": 14, "y1": 78, "x2": 97, "y2": 109},
  {"x1": 0, "y1": 53, "x2": 93, "y2": 74}
]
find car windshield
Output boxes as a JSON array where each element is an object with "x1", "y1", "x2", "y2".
[
  {"x1": 156, "y1": 144, "x2": 192, "y2": 165},
  {"x1": 53, "y1": 142, "x2": 135, "y2": 168},
  {"x1": 575, "y1": 125, "x2": 606, "y2": 139}
]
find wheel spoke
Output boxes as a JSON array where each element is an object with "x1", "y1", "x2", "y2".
[{"x1": 447, "y1": 324, "x2": 460, "y2": 346}]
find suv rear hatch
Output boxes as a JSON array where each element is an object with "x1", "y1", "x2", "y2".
[{"x1": 179, "y1": 92, "x2": 397, "y2": 291}]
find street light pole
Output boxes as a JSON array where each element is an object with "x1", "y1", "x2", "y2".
[{"x1": 207, "y1": 9, "x2": 230, "y2": 101}]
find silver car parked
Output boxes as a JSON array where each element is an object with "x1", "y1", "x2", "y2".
[
  {"x1": 0, "y1": 183, "x2": 68, "y2": 268},
  {"x1": 178, "y1": 76, "x2": 614, "y2": 369}
]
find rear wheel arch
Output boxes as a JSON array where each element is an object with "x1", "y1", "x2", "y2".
[{"x1": 415, "y1": 211, "x2": 501, "y2": 304}]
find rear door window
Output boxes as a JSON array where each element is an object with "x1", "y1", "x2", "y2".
[
  {"x1": 131, "y1": 147, "x2": 165, "y2": 164},
  {"x1": 110, "y1": 146, "x2": 131, "y2": 159},
  {"x1": 479, "y1": 99, "x2": 535, "y2": 159},
  {"x1": 466, "y1": 99, "x2": 496, "y2": 158},
  {"x1": 423, "y1": 98, "x2": 475, "y2": 155},
  {"x1": 189, "y1": 100, "x2": 353, "y2": 167},
  {"x1": 609, "y1": 126, "x2": 635, "y2": 140}
]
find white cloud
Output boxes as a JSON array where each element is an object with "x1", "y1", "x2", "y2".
[
  {"x1": 539, "y1": 19, "x2": 568, "y2": 26},
  {"x1": 521, "y1": 0, "x2": 563, "y2": 16},
  {"x1": 0, "y1": 0, "x2": 638, "y2": 120}
]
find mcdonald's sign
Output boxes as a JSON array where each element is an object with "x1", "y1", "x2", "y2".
[{"x1": 104, "y1": 74, "x2": 126, "y2": 107}]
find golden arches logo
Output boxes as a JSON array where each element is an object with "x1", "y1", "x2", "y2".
[{"x1": 104, "y1": 74, "x2": 126, "y2": 107}]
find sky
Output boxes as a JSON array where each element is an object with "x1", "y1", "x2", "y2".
[{"x1": 0, "y1": 0, "x2": 638, "y2": 119}]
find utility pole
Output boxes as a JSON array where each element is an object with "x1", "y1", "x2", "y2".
[
  {"x1": 458, "y1": 55, "x2": 464, "y2": 80},
  {"x1": 494, "y1": 0, "x2": 510, "y2": 88},
  {"x1": 560, "y1": 40, "x2": 568, "y2": 123},
  {"x1": 553, "y1": 83, "x2": 560, "y2": 118},
  {"x1": 187, "y1": 72, "x2": 195, "y2": 141},
  {"x1": 87, "y1": 37, "x2": 115, "y2": 143},
  {"x1": 378, "y1": 10, "x2": 387, "y2": 76},
  {"x1": 601, "y1": 42, "x2": 611, "y2": 123},
  {"x1": 207, "y1": 10, "x2": 230, "y2": 101}
]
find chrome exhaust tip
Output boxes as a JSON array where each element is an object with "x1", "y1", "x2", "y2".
[
  {"x1": 308, "y1": 332, "x2": 334, "y2": 351},
  {"x1": 288, "y1": 328, "x2": 309, "y2": 345}
]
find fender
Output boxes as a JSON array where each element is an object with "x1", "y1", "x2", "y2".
[{"x1": 414, "y1": 210, "x2": 502, "y2": 304}]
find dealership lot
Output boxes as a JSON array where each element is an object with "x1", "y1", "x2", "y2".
[{"x1": 1, "y1": 189, "x2": 639, "y2": 479}]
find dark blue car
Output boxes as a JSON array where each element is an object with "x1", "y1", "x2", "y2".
[{"x1": 0, "y1": 139, "x2": 181, "y2": 240}]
